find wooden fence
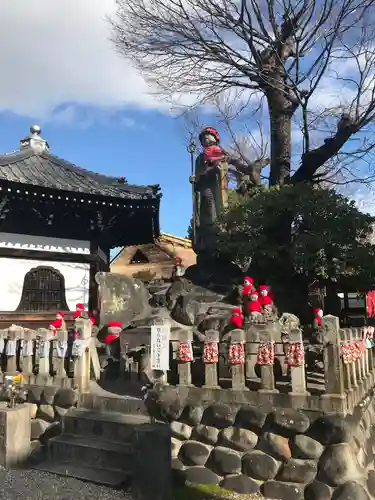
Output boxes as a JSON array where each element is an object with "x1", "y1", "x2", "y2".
[{"x1": 0, "y1": 318, "x2": 100, "y2": 391}]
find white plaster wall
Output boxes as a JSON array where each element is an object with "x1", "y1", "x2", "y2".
[
  {"x1": 0, "y1": 258, "x2": 90, "y2": 312},
  {"x1": 0, "y1": 233, "x2": 90, "y2": 254}
]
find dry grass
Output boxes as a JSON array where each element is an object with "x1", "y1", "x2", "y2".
[{"x1": 173, "y1": 483, "x2": 266, "y2": 500}]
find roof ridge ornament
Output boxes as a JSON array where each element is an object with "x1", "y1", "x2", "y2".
[{"x1": 20, "y1": 125, "x2": 50, "y2": 153}]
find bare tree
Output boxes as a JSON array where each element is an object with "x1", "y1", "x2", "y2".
[{"x1": 110, "y1": 0, "x2": 375, "y2": 187}]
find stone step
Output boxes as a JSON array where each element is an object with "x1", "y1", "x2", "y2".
[
  {"x1": 33, "y1": 461, "x2": 129, "y2": 487},
  {"x1": 48, "y1": 434, "x2": 134, "y2": 471},
  {"x1": 79, "y1": 393, "x2": 149, "y2": 416},
  {"x1": 63, "y1": 407, "x2": 153, "y2": 442}
]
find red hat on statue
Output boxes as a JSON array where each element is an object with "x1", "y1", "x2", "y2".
[
  {"x1": 104, "y1": 321, "x2": 122, "y2": 345},
  {"x1": 56, "y1": 312, "x2": 64, "y2": 319},
  {"x1": 76, "y1": 303, "x2": 85, "y2": 311}
]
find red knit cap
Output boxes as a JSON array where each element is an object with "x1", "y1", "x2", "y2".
[
  {"x1": 76, "y1": 303, "x2": 85, "y2": 311},
  {"x1": 244, "y1": 276, "x2": 254, "y2": 283},
  {"x1": 258, "y1": 285, "x2": 269, "y2": 292},
  {"x1": 56, "y1": 312, "x2": 64, "y2": 319}
]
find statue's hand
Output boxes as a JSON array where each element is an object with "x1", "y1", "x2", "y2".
[{"x1": 189, "y1": 175, "x2": 196, "y2": 184}]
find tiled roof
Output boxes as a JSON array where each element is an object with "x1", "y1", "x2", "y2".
[{"x1": 0, "y1": 148, "x2": 155, "y2": 200}]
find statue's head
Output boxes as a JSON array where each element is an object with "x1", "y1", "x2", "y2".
[
  {"x1": 199, "y1": 127, "x2": 220, "y2": 147},
  {"x1": 259, "y1": 285, "x2": 269, "y2": 296},
  {"x1": 314, "y1": 307, "x2": 323, "y2": 318},
  {"x1": 250, "y1": 291, "x2": 259, "y2": 302},
  {"x1": 244, "y1": 276, "x2": 253, "y2": 287}
]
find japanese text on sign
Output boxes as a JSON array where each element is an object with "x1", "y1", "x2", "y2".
[{"x1": 151, "y1": 325, "x2": 170, "y2": 371}]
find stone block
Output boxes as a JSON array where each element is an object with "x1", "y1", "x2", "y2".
[
  {"x1": 202, "y1": 404, "x2": 236, "y2": 429},
  {"x1": 31, "y1": 419, "x2": 50, "y2": 440},
  {"x1": 191, "y1": 424, "x2": 219, "y2": 446},
  {"x1": 210, "y1": 446, "x2": 241, "y2": 475},
  {"x1": 179, "y1": 440, "x2": 211, "y2": 466},
  {"x1": 242, "y1": 450, "x2": 281, "y2": 481},
  {"x1": 53, "y1": 388, "x2": 78, "y2": 409},
  {"x1": 235, "y1": 405, "x2": 268, "y2": 432},
  {"x1": 332, "y1": 481, "x2": 370, "y2": 500},
  {"x1": 170, "y1": 421, "x2": 192, "y2": 440},
  {"x1": 219, "y1": 426, "x2": 258, "y2": 452},
  {"x1": 308, "y1": 415, "x2": 353, "y2": 445},
  {"x1": 278, "y1": 458, "x2": 317, "y2": 483},
  {"x1": 0, "y1": 404, "x2": 31, "y2": 467},
  {"x1": 291, "y1": 434, "x2": 324, "y2": 459},
  {"x1": 262, "y1": 480, "x2": 304, "y2": 500},
  {"x1": 220, "y1": 474, "x2": 261, "y2": 494},
  {"x1": 184, "y1": 465, "x2": 220, "y2": 485},
  {"x1": 271, "y1": 408, "x2": 310, "y2": 435},
  {"x1": 259, "y1": 432, "x2": 292, "y2": 460},
  {"x1": 180, "y1": 405, "x2": 204, "y2": 426},
  {"x1": 304, "y1": 481, "x2": 332, "y2": 500},
  {"x1": 317, "y1": 443, "x2": 364, "y2": 487}
]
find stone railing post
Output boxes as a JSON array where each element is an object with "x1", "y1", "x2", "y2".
[
  {"x1": 366, "y1": 326, "x2": 375, "y2": 386},
  {"x1": 285, "y1": 328, "x2": 308, "y2": 395},
  {"x1": 21, "y1": 329, "x2": 35, "y2": 385},
  {"x1": 36, "y1": 329, "x2": 53, "y2": 385},
  {"x1": 73, "y1": 318, "x2": 93, "y2": 392},
  {"x1": 177, "y1": 331, "x2": 193, "y2": 386},
  {"x1": 340, "y1": 328, "x2": 353, "y2": 408},
  {"x1": 257, "y1": 330, "x2": 278, "y2": 394},
  {"x1": 321, "y1": 315, "x2": 347, "y2": 414},
  {"x1": 244, "y1": 323, "x2": 260, "y2": 380},
  {"x1": 52, "y1": 325, "x2": 68, "y2": 386},
  {"x1": 202, "y1": 329, "x2": 219, "y2": 389},
  {"x1": 5, "y1": 325, "x2": 22, "y2": 374},
  {"x1": 228, "y1": 328, "x2": 246, "y2": 390},
  {"x1": 0, "y1": 330, "x2": 5, "y2": 381}
]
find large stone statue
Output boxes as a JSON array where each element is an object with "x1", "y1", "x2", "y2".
[
  {"x1": 189, "y1": 127, "x2": 269, "y2": 255},
  {"x1": 190, "y1": 127, "x2": 229, "y2": 253}
]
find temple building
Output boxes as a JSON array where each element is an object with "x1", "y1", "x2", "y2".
[
  {"x1": 111, "y1": 232, "x2": 196, "y2": 281},
  {"x1": 0, "y1": 125, "x2": 160, "y2": 328}
]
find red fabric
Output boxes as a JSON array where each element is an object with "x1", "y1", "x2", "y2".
[
  {"x1": 73, "y1": 311, "x2": 81, "y2": 320},
  {"x1": 257, "y1": 342, "x2": 275, "y2": 365},
  {"x1": 242, "y1": 285, "x2": 253, "y2": 296},
  {"x1": 228, "y1": 314, "x2": 244, "y2": 329},
  {"x1": 108, "y1": 321, "x2": 122, "y2": 329},
  {"x1": 56, "y1": 312, "x2": 64, "y2": 318},
  {"x1": 203, "y1": 342, "x2": 219, "y2": 363},
  {"x1": 89, "y1": 315, "x2": 96, "y2": 326},
  {"x1": 49, "y1": 319, "x2": 63, "y2": 334},
  {"x1": 367, "y1": 291, "x2": 375, "y2": 318},
  {"x1": 228, "y1": 344, "x2": 245, "y2": 365},
  {"x1": 249, "y1": 300, "x2": 262, "y2": 313},
  {"x1": 259, "y1": 295, "x2": 272, "y2": 306},
  {"x1": 104, "y1": 333, "x2": 119, "y2": 344},
  {"x1": 258, "y1": 285, "x2": 268, "y2": 293},
  {"x1": 76, "y1": 303, "x2": 85, "y2": 311},
  {"x1": 203, "y1": 145, "x2": 226, "y2": 163},
  {"x1": 314, "y1": 308, "x2": 323, "y2": 327},
  {"x1": 200, "y1": 127, "x2": 220, "y2": 142}
]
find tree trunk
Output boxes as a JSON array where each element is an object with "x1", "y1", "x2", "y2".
[{"x1": 268, "y1": 105, "x2": 292, "y2": 186}]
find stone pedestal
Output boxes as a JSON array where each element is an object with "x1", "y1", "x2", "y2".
[{"x1": 0, "y1": 403, "x2": 31, "y2": 467}]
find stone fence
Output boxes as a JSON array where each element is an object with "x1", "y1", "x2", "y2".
[
  {"x1": 126, "y1": 315, "x2": 375, "y2": 416},
  {"x1": 0, "y1": 318, "x2": 100, "y2": 392}
]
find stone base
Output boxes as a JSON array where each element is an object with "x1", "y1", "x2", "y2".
[{"x1": 0, "y1": 403, "x2": 31, "y2": 467}]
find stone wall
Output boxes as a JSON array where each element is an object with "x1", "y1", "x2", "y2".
[
  {"x1": 153, "y1": 389, "x2": 375, "y2": 500},
  {"x1": 24, "y1": 385, "x2": 78, "y2": 462}
]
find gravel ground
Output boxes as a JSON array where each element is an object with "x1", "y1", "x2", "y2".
[{"x1": 0, "y1": 468, "x2": 134, "y2": 500}]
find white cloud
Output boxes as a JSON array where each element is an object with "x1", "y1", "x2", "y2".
[{"x1": 0, "y1": 0, "x2": 160, "y2": 120}]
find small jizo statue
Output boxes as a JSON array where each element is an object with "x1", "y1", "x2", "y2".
[
  {"x1": 242, "y1": 276, "x2": 255, "y2": 297},
  {"x1": 313, "y1": 308, "x2": 323, "y2": 329},
  {"x1": 172, "y1": 256, "x2": 185, "y2": 279},
  {"x1": 227, "y1": 306, "x2": 244, "y2": 330},
  {"x1": 49, "y1": 311, "x2": 65, "y2": 336},
  {"x1": 258, "y1": 285, "x2": 273, "y2": 314},
  {"x1": 248, "y1": 291, "x2": 263, "y2": 319}
]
